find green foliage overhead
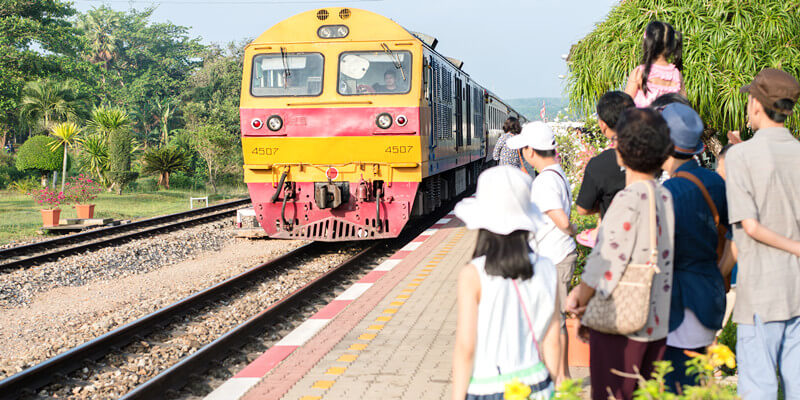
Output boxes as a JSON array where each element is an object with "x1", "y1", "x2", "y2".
[
  {"x1": 567, "y1": 0, "x2": 800, "y2": 140},
  {"x1": 0, "y1": 0, "x2": 85, "y2": 129},
  {"x1": 19, "y1": 79, "x2": 88, "y2": 134},
  {"x1": 15, "y1": 135, "x2": 63, "y2": 173},
  {"x1": 190, "y1": 124, "x2": 239, "y2": 193}
]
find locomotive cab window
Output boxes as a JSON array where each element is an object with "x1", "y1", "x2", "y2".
[
  {"x1": 251, "y1": 53, "x2": 323, "y2": 97},
  {"x1": 337, "y1": 51, "x2": 411, "y2": 95}
]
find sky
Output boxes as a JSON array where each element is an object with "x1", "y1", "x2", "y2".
[{"x1": 72, "y1": 0, "x2": 619, "y2": 99}]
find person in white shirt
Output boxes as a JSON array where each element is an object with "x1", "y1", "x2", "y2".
[{"x1": 507, "y1": 121, "x2": 577, "y2": 378}]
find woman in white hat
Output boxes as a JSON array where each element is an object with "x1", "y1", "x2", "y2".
[{"x1": 451, "y1": 166, "x2": 565, "y2": 400}]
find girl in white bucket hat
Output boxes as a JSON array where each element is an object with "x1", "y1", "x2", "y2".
[{"x1": 451, "y1": 166, "x2": 565, "y2": 400}]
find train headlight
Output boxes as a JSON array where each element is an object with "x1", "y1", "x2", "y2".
[
  {"x1": 376, "y1": 113, "x2": 393, "y2": 129},
  {"x1": 267, "y1": 115, "x2": 283, "y2": 131},
  {"x1": 396, "y1": 115, "x2": 408, "y2": 126},
  {"x1": 251, "y1": 118, "x2": 263, "y2": 130},
  {"x1": 317, "y1": 25, "x2": 349, "y2": 39}
]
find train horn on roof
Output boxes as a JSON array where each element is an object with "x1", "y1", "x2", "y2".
[
  {"x1": 445, "y1": 57, "x2": 464, "y2": 70},
  {"x1": 411, "y1": 31, "x2": 438, "y2": 49}
]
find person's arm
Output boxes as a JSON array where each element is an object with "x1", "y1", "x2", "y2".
[
  {"x1": 623, "y1": 67, "x2": 641, "y2": 98},
  {"x1": 740, "y1": 219, "x2": 800, "y2": 257},
  {"x1": 718, "y1": 239, "x2": 736, "y2": 279},
  {"x1": 565, "y1": 282, "x2": 596, "y2": 317},
  {"x1": 451, "y1": 264, "x2": 480, "y2": 400},
  {"x1": 492, "y1": 134, "x2": 505, "y2": 161},
  {"x1": 541, "y1": 298, "x2": 565, "y2": 385},
  {"x1": 576, "y1": 205, "x2": 597, "y2": 216},
  {"x1": 545, "y1": 209, "x2": 577, "y2": 236}
]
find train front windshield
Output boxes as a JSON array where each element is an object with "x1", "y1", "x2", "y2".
[
  {"x1": 337, "y1": 51, "x2": 411, "y2": 95},
  {"x1": 251, "y1": 53, "x2": 324, "y2": 97}
]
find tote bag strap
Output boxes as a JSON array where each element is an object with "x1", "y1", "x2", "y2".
[
  {"x1": 512, "y1": 279, "x2": 541, "y2": 355},
  {"x1": 644, "y1": 181, "x2": 659, "y2": 268}
]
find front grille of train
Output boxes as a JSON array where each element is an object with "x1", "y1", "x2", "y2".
[{"x1": 282, "y1": 217, "x2": 390, "y2": 241}]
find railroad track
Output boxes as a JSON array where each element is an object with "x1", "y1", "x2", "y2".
[{"x1": 0, "y1": 198, "x2": 251, "y2": 271}]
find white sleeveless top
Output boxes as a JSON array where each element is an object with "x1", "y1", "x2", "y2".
[{"x1": 467, "y1": 254, "x2": 557, "y2": 396}]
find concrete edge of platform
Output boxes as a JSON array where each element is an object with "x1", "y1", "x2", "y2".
[{"x1": 204, "y1": 213, "x2": 462, "y2": 400}]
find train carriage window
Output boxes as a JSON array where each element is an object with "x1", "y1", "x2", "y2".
[
  {"x1": 251, "y1": 53, "x2": 323, "y2": 97},
  {"x1": 337, "y1": 51, "x2": 412, "y2": 95}
]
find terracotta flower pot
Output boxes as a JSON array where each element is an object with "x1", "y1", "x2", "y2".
[
  {"x1": 76, "y1": 204, "x2": 95, "y2": 219},
  {"x1": 41, "y1": 209, "x2": 61, "y2": 227},
  {"x1": 566, "y1": 317, "x2": 591, "y2": 367}
]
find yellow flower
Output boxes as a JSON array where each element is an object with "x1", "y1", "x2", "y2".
[
  {"x1": 708, "y1": 344, "x2": 736, "y2": 369},
  {"x1": 504, "y1": 378, "x2": 532, "y2": 400}
]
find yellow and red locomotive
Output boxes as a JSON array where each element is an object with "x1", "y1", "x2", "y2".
[{"x1": 241, "y1": 8, "x2": 525, "y2": 241}]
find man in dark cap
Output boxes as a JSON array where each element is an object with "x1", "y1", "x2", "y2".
[
  {"x1": 659, "y1": 103, "x2": 730, "y2": 391},
  {"x1": 725, "y1": 68, "x2": 800, "y2": 399}
]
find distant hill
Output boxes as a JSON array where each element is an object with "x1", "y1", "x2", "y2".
[{"x1": 506, "y1": 97, "x2": 574, "y2": 121}]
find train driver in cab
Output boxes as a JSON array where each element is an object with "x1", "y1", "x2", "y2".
[{"x1": 372, "y1": 70, "x2": 402, "y2": 93}]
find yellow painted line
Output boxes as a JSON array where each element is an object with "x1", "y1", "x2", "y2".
[
  {"x1": 390, "y1": 301, "x2": 405, "y2": 306},
  {"x1": 402, "y1": 288, "x2": 415, "y2": 293},
  {"x1": 383, "y1": 308, "x2": 398, "y2": 314},
  {"x1": 338, "y1": 354, "x2": 358, "y2": 362},
  {"x1": 417, "y1": 273, "x2": 430, "y2": 277},
  {"x1": 376, "y1": 315, "x2": 392, "y2": 322},
  {"x1": 349, "y1": 343, "x2": 368, "y2": 351},
  {"x1": 408, "y1": 282, "x2": 420, "y2": 287},
  {"x1": 411, "y1": 278, "x2": 424, "y2": 283},
  {"x1": 359, "y1": 333, "x2": 377, "y2": 340},
  {"x1": 367, "y1": 324, "x2": 385, "y2": 330},
  {"x1": 326, "y1": 367, "x2": 347, "y2": 375},
  {"x1": 312, "y1": 380, "x2": 335, "y2": 389},
  {"x1": 396, "y1": 294, "x2": 410, "y2": 299},
  {"x1": 300, "y1": 396, "x2": 322, "y2": 400}
]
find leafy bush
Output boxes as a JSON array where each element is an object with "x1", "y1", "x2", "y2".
[
  {"x1": 141, "y1": 146, "x2": 190, "y2": 189},
  {"x1": 108, "y1": 128, "x2": 137, "y2": 193},
  {"x1": 28, "y1": 187, "x2": 65, "y2": 210},
  {"x1": 9, "y1": 176, "x2": 41, "y2": 194},
  {"x1": 64, "y1": 174, "x2": 102, "y2": 204},
  {"x1": 168, "y1": 171, "x2": 203, "y2": 190},
  {"x1": 0, "y1": 153, "x2": 27, "y2": 189},
  {"x1": 15, "y1": 135, "x2": 63, "y2": 174}
]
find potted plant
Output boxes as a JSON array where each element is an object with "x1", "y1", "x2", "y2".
[
  {"x1": 29, "y1": 188, "x2": 65, "y2": 226},
  {"x1": 64, "y1": 174, "x2": 102, "y2": 219}
]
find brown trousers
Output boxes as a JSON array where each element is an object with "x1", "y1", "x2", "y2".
[{"x1": 588, "y1": 328, "x2": 666, "y2": 400}]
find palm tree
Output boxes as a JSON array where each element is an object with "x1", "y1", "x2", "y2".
[
  {"x1": 566, "y1": 0, "x2": 800, "y2": 152},
  {"x1": 77, "y1": 7, "x2": 121, "y2": 75},
  {"x1": 153, "y1": 97, "x2": 179, "y2": 145},
  {"x1": 87, "y1": 106, "x2": 131, "y2": 142},
  {"x1": 141, "y1": 146, "x2": 189, "y2": 189},
  {"x1": 78, "y1": 135, "x2": 110, "y2": 186},
  {"x1": 49, "y1": 122, "x2": 82, "y2": 192},
  {"x1": 18, "y1": 79, "x2": 87, "y2": 137}
]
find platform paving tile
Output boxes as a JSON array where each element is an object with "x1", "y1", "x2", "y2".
[{"x1": 278, "y1": 227, "x2": 474, "y2": 400}]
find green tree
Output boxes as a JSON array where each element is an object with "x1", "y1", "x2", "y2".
[
  {"x1": 78, "y1": 134, "x2": 109, "y2": 186},
  {"x1": 182, "y1": 42, "x2": 245, "y2": 135},
  {"x1": 87, "y1": 105, "x2": 130, "y2": 142},
  {"x1": 77, "y1": 6, "x2": 121, "y2": 77},
  {"x1": 107, "y1": 126, "x2": 137, "y2": 194},
  {"x1": 48, "y1": 121, "x2": 82, "y2": 192},
  {"x1": 0, "y1": 0, "x2": 84, "y2": 139},
  {"x1": 18, "y1": 79, "x2": 87, "y2": 136},
  {"x1": 15, "y1": 135, "x2": 63, "y2": 186},
  {"x1": 189, "y1": 124, "x2": 238, "y2": 193},
  {"x1": 566, "y1": 0, "x2": 800, "y2": 152},
  {"x1": 141, "y1": 146, "x2": 189, "y2": 189}
]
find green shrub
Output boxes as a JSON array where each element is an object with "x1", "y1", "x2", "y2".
[
  {"x1": 168, "y1": 171, "x2": 203, "y2": 190},
  {"x1": 15, "y1": 135, "x2": 62, "y2": 175},
  {"x1": 9, "y1": 176, "x2": 41, "y2": 194},
  {"x1": 0, "y1": 153, "x2": 27, "y2": 189},
  {"x1": 108, "y1": 128, "x2": 136, "y2": 193}
]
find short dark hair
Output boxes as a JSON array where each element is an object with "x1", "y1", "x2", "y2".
[
  {"x1": 597, "y1": 91, "x2": 635, "y2": 129},
  {"x1": 503, "y1": 117, "x2": 522, "y2": 134},
  {"x1": 473, "y1": 229, "x2": 533, "y2": 280},
  {"x1": 533, "y1": 148, "x2": 557, "y2": 158},
  {"x1": 763, "y1": 98, "x2": 795, "y2": 123},
  {"x1": 616, "y1": 108, "x2": 673, "y2": 174},
  {"x1": 650, "y1": 93, "x2": 691, "y2": 110},
  {"x1": 384, "y1": 70, "x2": 396, "y2": 78}
]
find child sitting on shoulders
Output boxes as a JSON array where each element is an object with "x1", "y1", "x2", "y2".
[{"x1": 625, "y1": 21, "x2": 686, "y2": 107}]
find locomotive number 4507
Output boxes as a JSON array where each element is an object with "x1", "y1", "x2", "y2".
[
  {"x1": 385, "y1": 145, "x2": 413, "y2": 154},
  {"x1": 251, "y1": 147, "x2": 279, "y2": 156}
]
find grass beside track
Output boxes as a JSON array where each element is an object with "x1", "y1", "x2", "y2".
[{"x1": 0, "y1": 189, "x2": 248, "y2": 246}]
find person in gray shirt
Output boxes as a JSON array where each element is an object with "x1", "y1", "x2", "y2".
[{"x1": 725, "y1": 68, "x2": 800, "y2": 399}]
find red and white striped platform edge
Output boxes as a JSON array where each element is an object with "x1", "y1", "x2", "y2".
[{"x1": 205, "y1": 212, "x2": 460, "y2": 400}]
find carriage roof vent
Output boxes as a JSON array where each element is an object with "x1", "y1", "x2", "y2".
[
  {"x1": 411, "y1": 31, "x2": 438, "y2": 49},
  {"x1": 446, "y1": 57, "x2": 464, "y2": 70}
]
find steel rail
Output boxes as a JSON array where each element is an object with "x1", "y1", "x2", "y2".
[
  {"x1": 120, "y1": 243, "x2": 380, "y2": 400},
  {"x1": 0, "y1": 198, "x2": 250, "y2": 270},
  {"x1": 0, "y1": 242, "x2": 321, "y2": 400}
]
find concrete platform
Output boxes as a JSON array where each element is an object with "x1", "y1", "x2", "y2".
[{"x1": 206, "y1": 212, "x2": 591, "y2": 400}]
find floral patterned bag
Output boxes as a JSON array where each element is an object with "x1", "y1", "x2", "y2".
[{"x1": 581, "y1": 181, "x2": 660, "y2": 335}]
